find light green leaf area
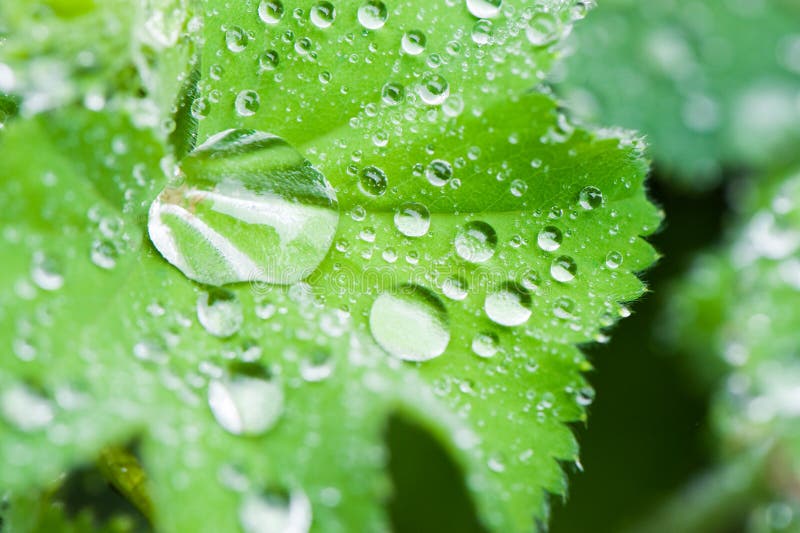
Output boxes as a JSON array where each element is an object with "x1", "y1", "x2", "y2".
[
  {"x1": 669, "y1": 166, "x2": 800, "y2": 515},
  {"x1": 558, "y1": 0, "x2": 800, "y2": 188},
  {"x1": 0, "y1": 1, "x2": 660, "y2": 532}
]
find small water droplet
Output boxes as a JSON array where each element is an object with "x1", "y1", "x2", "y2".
[
  {"x1": 369, "y1": 285, "x2": 450, "y2": 361},
  {"x1": 553, "y1": 296, "x2": 576, "y2": 319},
  {"x1": 198, "y1": 289, "x2": 243, "y2": 338},
  {"x1": 381, "y1": 82, "x2": 405, "y2": 105},
  {"x1": 259, "y1": 50, "x2": 280, "y2": 71},
  {"x1": 455, "y1": 221, "x2": 497, "y2": 263},
  {"x1": 1, "y1": 385, "x2": 54, "y2": 432},
  {"x1": 310, "y1": 1, "x2": 336, "y2": 28},
  {"x1": 550, "y1": 256, "x2": 577, "y2": 283},
  {"x1": 526, "y1": 12, "x2": 560, "y2": 46},
  {"x1": 225, "y1": 26, "x2": 249, "y2": 52},
  {"x1": 605, "y1": 250, "x2": 623, "y2": 269},
  {"x1": 510, "y1": 179, "x2": 527, "y2": 197},
  {"x1": 394, "y1": 202, "x2": 431, "y2": 237},
  {"x1": 300, "y1": 349, "x2": 335, "y2": 382},
  {"x1": 442, "y1": 276, "x2": 468, "y2": 300},
  {"x1": 537, "y1": 226, "x2": 562, "y2": 252},
  {"x1": 520, "y1": 270, "x2": 540, "y2": 291},
  {"x1": 359, "y1": 165, "x2": 388, "y2": 196},
  {"x1": 31, "y1": 251, "x2": 63, "y2": 291},
  {"x1": 466, "y1": 0, "x2": 502, "y2": 19},
  {"x1": 471, "y1": 19, "x2": 493, "y2": 45},
  {"x1": 235, "y1": 90, "x2": 260, "y2": 116},
  {"x1": 578, "y1": 186, "x2": 603, "y2": 210},
  {"x1": 401, "y1": 30, "x2": 427, "y2": 55},
  {"x1": 417, "y1": 73, "x2": 450, "y2": 105},
  {"x1": 239, "y1": 489, "x2": 311, "y2": 533},
  {"x1": 90, "y1": 239, "x2": 118, "y2": 269},
  {"x1": 258, "y1": 0, "x2": 285, "y2": 24},
  {"x1": 485, "y1": 282, "x2": 532, "y2": 326},
  {"x1": 358, "y1": 1, "x2": 388, "y2": 30},
  {"x1": 425, "y1": 159, "x2": 453, "y2": 187},
  {"x1": 208, "y1": 364, "x2": 283, "y2": 436},
  {"x1": 472, "y1": 332, "x2": 499, "y2": 357}
]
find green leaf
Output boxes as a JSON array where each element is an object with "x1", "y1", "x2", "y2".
[
  {"x1": 0, "y1": 1, "x2": 660, "y2": 532},
  {"x1": 558, "y1": 0, "x2": 800, "y2": 187}
]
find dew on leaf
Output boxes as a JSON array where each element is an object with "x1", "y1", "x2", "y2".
[
  {"x1": 466, "y1": 0, "x2": 502, "y2": 19},
  {"x1": 359, "y1": 165, "x2": 388, "y2": 196},
  {"x1": 90, "y1": 239, "x2": 118, "y2": 269},
  {"x1": 425, "y1": 159, "x2": 453, "y2": 186},
  {"x1": 471, "y1": 19, "x2": 493, "y2": 45},
  {"x1": 235, "y1": 90, "x2": 260, "y2": 116},
  {"x1": 299, "y1": 349, "x2": 334, "y2": 382},
  {"x1": 239, "y1": 489, "x2": 311, "y2": 533},
  {"x1": 455, "y1": 221, "x2": 497, "y2": 263},
  {"x1": 417, "y1": 73, "x2": 450, "y2": 105},
  {"x1": 526, "y1": 12, "x2": 560, "y2": 46},
  {"x1": 605, "y1": 250, "x2": 623, "y2": 269},
  {"x1": 442, "y1": 276, "x2": 469, "y2": 300},
  {"x1": 148, "y1": 129, "x2": 339, "y2": 286},
  {"x1": 208, "y1": 365, "x2": 283, "y2": 436},
  {"x1": 485, "y1": 282, "x2": 532, "y2": 326},
  {"x1": 381, "y1": 82, "x2": 405, "y2": 105},
  {"x1": 401, "y1": 30, "x2": 427, "y2": 55},
  {"x1": 1, "y1": 384, "x2": 54, "y2": 432},
  {"x1": 537, "y1": 226, "x2": 562, "y2": 252},
  {"x1": 510, "y1": 179, "x2": 527, "y2": 197},
  {"x1": 197, "y1": 289, "x2": 244, "y2": 338},
  {"x1": 472, "y1": 331, "x2": 499, "y2": 357},
  {"x1": 369, "y1": 285, "x2": 450, "y2": 361},
  {"x1": 550, "y1": 256, "x2": 577, "y2": 283},
  {"x1": 553, "y1": 296, "x2": 576, "y2": 319},
  {"x1": 258, "y1": 0, "x2": 285, "y2": 24},
  {"x1": 578, "y1": 185, "x2": 603, "y2": 210},
  {"x1": 358, "y1": 1, "x2": 388, "y2": 30},
  {"x1": 31, "y1": 251, "x2": 63, "y2": 291},
  {"x1": 310, "y1": 2, "x2": 336, "y2": 28},
  {"x1": 225, "y1": 26, "x2": 249, "y2": 53},
  {"x1": 394, "y1": 202, "x2": 431, "y2": 237},
  {"x1": 259, "y1": 50, "x2": 280, "y2": 71}
]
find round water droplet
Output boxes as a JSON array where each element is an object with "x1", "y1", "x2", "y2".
[
  {"x1": 401, "y1": 30, "x2": 427, "y2": 55},
  {"x1": 358, "y1": 1, "x2": 388, "y2": 30},
  {"x1": 553, "y1": 296, "x2": 576, "y2": 319},
  {"x1": 537, "y1": 226, "x2": 562, "y2": 252},
  {"x1": 466, "y1": 0, "x2": 502, "y2": 19},
  {"x1": 300, "y1": 349, "x2": 334, "y2": 382},
  {"x1": 578, "y1": 186, "x2": 603, "y2": 210},
  {"x1": 526, "y1": 12, "x2": 560, "y2": 46},
  {"x1": 148, "y1": 129, "x2": 339, "y2": 286},
  {"x1": 31, "y1": 251, "x2": 63, "y2": 291},
  {"x1": 91, "y1": 239, "x2": 118, "y2": 269},
  {"x1": 425, "y1": 159, "x2": 453, "y2": 186},
  {"x1": 197, "y1": 289, "x2": 243, "y2": 338},
  {"x1": 471, "y1": 19, "x2": 493, "y2": 45},
  {"x1": 418, "y1": 73, "x2": 450, "y2": 105},
  {"x1": 485, "y1": 282, "x2": 532, "y2": 326},
  {"x1": 310, "y1": 1, "x2": 336, "y2": 28},
  {"x1": 258, "y1": 0, "x2": 285, "y2": 24},
  {"x1": 239, "y1": 489, "x2": 311, "y2": 533},
  {"x1": 394, "y1": 202, "x2": 430, "y2": 237},
  {"x1": 381, "y1": 82, "x2": 405, "y2": 105},
  {"x1": 259, "y1": 50, "x2": 280, "y2": 71},
  {"x1": 550, "y1": 256, "x2": 577, "y2": 282},
  {"x1": 208, "y1": 365, "x2": 283, "y2": 436},
  {"x1": 226, "y1": 26, "x2": 249, "y2": 53},
  {"x1": 359, "y1": 165, "x2": 388, "y2": 196},
  {"x1": 472, "y1": 331, "x2": 499, "y2": 357},
  {"x1": 369, "y1": 285, "x2": 450, "y2": 361},
  {"x1": 442, "y1": 276, "x2": 468, "y2": 300},
  {"x1": 455, "y1": 221, "x2": 497, "y2": 263},
  {"x1": 521, "y1": 270, "x2": 540, "y2": 291},
  {"x1": 235, "y1": 90, "x2": 260, "y2": 116},
  {"x1": 1, "y1": 384, "x2": 54, "y2": 432},
  {"x1": 510, "y1": 179, "x2": 527, "y2": 197},
  {"x1": 605, "y1": 250, "x2": 623, "y2": 269}
]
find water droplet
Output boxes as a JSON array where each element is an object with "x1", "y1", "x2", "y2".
[
  {"x1": 401, "y1": 30, "x2": 427, "y2": 55},
  {"x1": 359, "y1": 165, "x2": 388, "y2": 196},
  {"x1": 550, "y1": 256, "x2": 577, "y2": 283},
  {"x1": 235, "y1": 90, "x2": 260, "y2": 117},
  {"x1": 520, "y1": 270, "x2": 540, "y2": 291},
  {"x1": 526, "y1": 12, "x2": 560, "y2": 46},
  {"x1": 1, "y1": 385, "x2": 54, "y2": 431},
  {"x1": 455, "y1": 221, "x2": 497, "y2": 263},
  {"x1": 239, "y1": 489, "x2": 311, "y2": 533},
  {"x1": 208, "y1": 365, "x2": 283, "y2": 436},
  {"x1": 148, "y1": 129, "x2": 339, "y2": 286},
  {"x1": 442, "y1": 276, "x2": 468, "y2": 300},
  {"x1": 605, "y1": 251, "x2": 623, "y2": 269},
  {"x1": 258, "y1": 0, "x2": 285, "y2": 24},
  {"x1": 225, "y1": 26, "x2": 249, "y2": 52},
  {"x1": 553, "y1": 296, "x2": 575, "y2": 319},
  {"x1": 537, "y1": 226, "x2": 562, "y2": 252},
  {"x1": 369, "y1": 285, "x2": 450, "y2": 361},
  {"x1": 310, "y1": 1, "x2": 336, "y2": 28},
  {"x1": 471, "y1": 19, "x2": 493, "y2": 45},
  {"x1": 300, "y1": 349, "x2": 334, "y2": 382},
  {"x1": 90, "y1": 239, "x2": 118, "y2": 269},
  {"x1": 417, "y1": 73, "x2": 450, "y2": 105},
  {"x1": 466, "y1": 0, "x2": 502, "y2": 19},
  {"x1": 358, "y1": 1, "x2": 388, "y2": 30},
  {"x1": 472, "y1": 332, "x2": 499, "y2": 357},
  {"x1": 510, "y1": 179, "x2": 527, "y2": 197},
  {"x1": 31, "y1": 251, "x2": 63, "y2": 291},
  {"x1": 485, "y1": 282, "x2": 532, "y2": 326},
  {"x1": 259, "y1": 50, "x2": 280, "y2": 71},
  {"x1": 425, "y1": 159, "x2": 453, "y2": 186},
  {"x1": 578, "y1": 186, "x2": 603, "y2": 210},
  {"x1": 197, "y1": 289, "x2": 244, "y2": 338},
  {"x1": 381, "y1": 82, "x2": 405, "y2": 105},
  {"x1": 394, "y1": 202, "x2": 430, "y2": 237}
]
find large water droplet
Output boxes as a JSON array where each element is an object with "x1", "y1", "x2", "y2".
[
  {"x1": 310, "y1": 1, "x2": 336, "y2": 28},
  {"x1": 358, "y1": 1, "x2": 388, "y2": 30},
  {"x1": 197, "y1": 289, "x2": 243, "y2": 338},
  {"x1": 394, "y1": 202, "x2": 431, "y2": 237},
  {"x1": 235, "y1": 90, "x2": 260, "y2": 116},
  {"x1": 148, "y1": 129, "x2": 339, "y2": 286},
  {"x1": 359, "y1": 165, "x2": 388, "y2": 196},
  {"x1": 485, "y1": 282, "x2": 532, "y2": 326},
  {"x1": 401, "y1": 30, "x2": 427, "y2": 55},
  {"x1": 239, "y1": 489, "x2": 311, "y2": 533},
  {"x1": 418, "y1": 73, "x2": 450, "y2": 105},
  {"x1": 455, "y1": 221, "x2": 497, "y2": 263},
  {"x1": 208, "y1": 365, "x2": 283, "y2": 436},
  {"x1": 225, "y1": 26, "x2": 249, "y2": 53},
  {"x1": 466, "y1": 0, "x2": 502, "y2": 19},
  {"x1": 537, "y1": 226, "x2": 562, "y2": 252},
  {"x1": 1, "y1": 385, "x2": 54, "y2": 431},
  {"x1": 369, "y1": 285, "x2": 450, "y2": 361},
  {"x1": 258, "y1": 0, "x2": 284, "y2": 24},
  {"x1": 472, "y1": 331, "x2": 499, "y2": 357},
  {"x1": 605, "y1": 250, "x2": 623, "y2": 269},
  {"x1": 550, "y1": 256, "x2": 577, "y2": 283},
  {"x1": 578, "y1": 186, "x2": 603, "y2": 210},
  {"x1": 425, "y1": 159, "x2": 453, "y2": 187}
]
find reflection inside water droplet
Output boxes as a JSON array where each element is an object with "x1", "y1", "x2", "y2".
[
  {"x1": 485, "y1": 282, "x2": 532, "y2": 326},
  {"x1": 239, "y1": 489, "x2": 312, "y2": 533},
  {"x1": 208, "y1": 365, "x2": 283, "y2": 436}
]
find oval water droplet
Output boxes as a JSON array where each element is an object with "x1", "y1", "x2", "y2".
[
  {"x1": 239, "y1": 489, "x2": 311, "y2": 533},
  {"x1": 258, "y1": 0, "x2": 285, "y2": 24},
  {"x1": 198, "y1": 289, "x2": 243, "y2": 338},
  {"x1": 369, "y1": 285, "x2": 450, "y2": 361},
  {"x1": 550, "y1": 256, "x2": 577, "y2": 283},
  {"x1": 208, "y1": 364, "x2": 283, "y2": 436},
  {"x1": 425, "y1": 159, "x2": 452, "y2": 187},
  {"x1": 471, "y1": 19, "x2": 493, "y2": 45},
  {"x1": 578, "y1": 186, "x2": 603, "y2": 210},
  {"x1": 526, "y1": 12, "x2": 560, "y2": 46},
  {"x1": 359, "y1": 165, "x2": 388, "y2": 196},
  {"x1": 259, "y1": 50, "x2": 280, "y2": 71},
  {"x1": 310, "y1": 1, "x2": 336, "y2": 28},
  {"x1": 381, "y1": 82, "x2": 405, "y2": 105},
  {"x1": 358, "y1": 1, "x2": 388, "y2": 30},
  {"x1": 537, "y1": 226, "x2": 562, "y2": 252},
  {"x1": 148, "y1": 129, "x2": 339, "y2": 286},
  {"x1": 91, "y1": 239, "x2": 118, "y2": 269},
  {"x1": 605, "y1": 250, "x2": 623, "y2": 269},
  {"x1": 417, "y1": 73, "x2": 450, "y2": 105},
  {"x1": 394, "y1": 202, "x2": 431, "y2": 237},
  {"x1": 225, "y1": 26, "x2": 249, "y2": 53},
  {"x1": 485, "y1": 282, "x2": 532, "y2": 326},
  {"x1": 455, "y1": 221, "x2": 497, "y2": 263},
  {"x1": 472, "y1": 331, "x2": 499, "y2": 357},
  {"x1": 300, "y1": 349, "x2": 334, "y2": 382},
  {"x1": 442, "y1": 276, "x2": 468, "y2": 301},
  {"x1": 31, "y1": 251, "x2": 63, "y2": 291},
  {"x1": 466, "y1": 0, "x2": 502, "y2": 19},
  {"x1": 1, "y1": 384, "x2": 54, "y2": 432},
  {"x1": 235, "y1": 90, "x2": 260, "y2": 116},
  {"x1": 401, "y1": 30, "x2": 427, "y2": 55}
]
